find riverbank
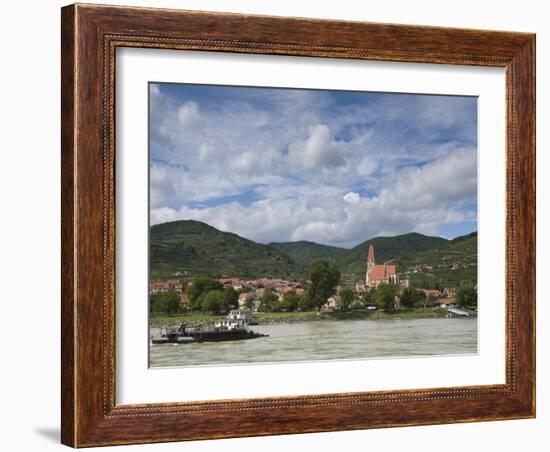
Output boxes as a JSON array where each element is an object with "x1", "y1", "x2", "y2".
[{"x1": 149, "y1": 308, "x2": 449, "y2": 328}]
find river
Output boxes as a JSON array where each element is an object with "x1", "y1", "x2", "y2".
[{"x1": 149, "y1": 318, "x2": 477, "y2": 367}]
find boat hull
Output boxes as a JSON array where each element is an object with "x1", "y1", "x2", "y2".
[
  {"x1": 151, "y1": 330, "x2": 268, "y2": 344},
  {"x1": 189, "y1": 331, "x2": 267, "y2": 342}
]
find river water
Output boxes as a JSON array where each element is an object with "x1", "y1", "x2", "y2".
[{"x1": 149, "y1": 318, "x2": 477, "y2": 367}]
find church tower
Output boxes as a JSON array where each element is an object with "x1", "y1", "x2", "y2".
[{"x1": 366, "y1": 245, "x2": 375, "y2": 285}]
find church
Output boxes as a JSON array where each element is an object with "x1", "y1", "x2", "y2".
[{"x1": 365, "y1": 244, "x2": 399, "y2": 288}]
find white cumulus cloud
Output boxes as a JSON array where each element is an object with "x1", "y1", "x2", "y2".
[{"x1": 177, "y1": 101, "x2": 200, "y2": 125}]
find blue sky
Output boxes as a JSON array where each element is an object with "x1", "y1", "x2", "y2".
[{"x1": 149, "y1": 83, "x2": 477, "y2": 247}]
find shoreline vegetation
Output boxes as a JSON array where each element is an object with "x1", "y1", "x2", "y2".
[{"x1": 150, "y1": 308, "x2": 452, "y2": 328}]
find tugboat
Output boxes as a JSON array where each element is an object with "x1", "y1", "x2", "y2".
[{"x1": 151, "y1": 309, "x2": 267, "y2": 344}]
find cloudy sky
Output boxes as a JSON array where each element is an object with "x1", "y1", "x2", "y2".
[{"x1": 149, "y1": 83, "x2": 477, "y2": 248}]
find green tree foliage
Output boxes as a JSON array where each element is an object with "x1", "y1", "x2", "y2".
[
  {"x1": 338, "y1": 288, "x2": 355, "y2": 311},
  {"x1": 201, "y1": 290, "x2": 225, "y2": 313},
  {"x1": 427, "y1": 294, "x2": 437, "y2": 305},
  {"x1": 243, "y1": 295, "x2": 255, "y2": 310},
  {"x1": 411, "y1": 288, "x2": 427, "y2": 308},
  {"x1": 456, "y1": 282, "x2": 477, "y2": 309},
  {"x1": 297, "y1": 292, "x2": 313, "y2": 311},
  {"x1": 307, "y1": 260, "x2": 341, "y2": 311},
  {"x1": 399, "y1": 287, "x2": 420, "y2": 309},
  {"x1": 187, "y1": 277, "x2": 223, "y2": 310},
  {"x1": 281, "y1": 292, "x2": 299, "y2": 312},
  {"x1": 374, "y1": 283, "x2": 397, "y2": 312},
  {"x1": 362, "y1": 288, "x2": 374, "y2": 305},
  {"x1": 221, "y1": 286, "x2": 239, "y2": 313},
  {"x1": 259, "y1": 289, "x2": 280, "y2": 312},
  {"x1": 149, "y1": 291, "x2": 181, "y2": 316},
  {"x1": 415, "y1": 289, "x2": 427, "y2": 300}
]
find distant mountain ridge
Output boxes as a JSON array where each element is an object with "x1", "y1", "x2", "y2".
[
  {"x1": 150, "y1": 220, "x2": 477, "y2": 285},
  {"x1": 150, "y1": 220, "x2": 302, "y2": 280},
  {"x1": 267, "y1": 240, "x2": 347, "y2": 267}
]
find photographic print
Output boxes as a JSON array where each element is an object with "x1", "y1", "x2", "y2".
[{"x1": 148, "y1": 83, "x2": 478, "y2": 368}]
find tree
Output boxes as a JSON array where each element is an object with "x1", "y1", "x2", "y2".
[
  {"x1": 243, "y1": 295, "x2": 255, "y2": 310},
  {"x1": 307, "y1": 260, "x2": 341, "y2": 311},
  {"x1": 362, "y1": 288, "x2": 374, "y2": 305},
  {"x1": 201, "y1": 290, "x2": 225, "y2": 313},
  {"x1": 427, "y1": 294, "x2": 437, "y2": 306},
  {"x1": 187, "y1": 277, "x2": 223, "y2": 310},
  {"x1": 415, "y1": 289, "x2": 427, "y2": 300},
  {"x1": 456, "y1": 282, "x2": 477, "y2": 309},
  {"x1": 163, "y1": 291, "x2": 182, "y2": 315},
  {"x1": 281, "y1": 292, "x2": 299, "y2": 312},
  {"x1": 260, "y1": 289, "x2": 279, "y2": 312},
  {"x1": 150, "y1": 291, "x2": 181, "y2": 316},
  {"x1": 374, "y1": 283, "x2": 397, "y2": 312},
  {"x1": 221, "y1": 286, "x2": 239, "y2": 313},
  {"x1": 401, "y1": 287, "x2": 418, "y2": 309},
  {"x1": 150, "y1": 293, "x2": 162, "y2": 315},
  {"x1": 338, "y1": 288, "x2": 355, "y2": 311},
  {"x1": 412, "y1": 289, "x2": 427, "y2": 308},
  {"x1": 297, "y1": 292, "x2": 313, "y2": 311}
]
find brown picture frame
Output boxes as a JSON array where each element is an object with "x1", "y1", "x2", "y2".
[{"x1": 61, "y1": 3, "x2": 536, "y2": 447}]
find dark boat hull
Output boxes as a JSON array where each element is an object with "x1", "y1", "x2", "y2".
[
  {"x1": 151, "y1": 330, "x2": 268, "y2": 344},
  {"x1": 189, "y1": 330, "x2": 267, "y2": 342}
]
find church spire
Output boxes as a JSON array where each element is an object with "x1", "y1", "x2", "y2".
[{"x1": 367, "y1": 244, "x2": 375, "y2": 266}]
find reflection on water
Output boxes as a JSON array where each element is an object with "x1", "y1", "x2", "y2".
[{"x1": 149, "y1": 318, "x2": 477, "y2": 368}]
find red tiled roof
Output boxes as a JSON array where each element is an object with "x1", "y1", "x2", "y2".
[
  {"x1": 150, "y1": 281, "x2": 168, "y2": 289},
  {"x1": 369, "y1": 264, "x2": 397, "y2": 281},
  {"x1": 150, "y1": 280, "x2": 182, "y2": 289},
  {"x1": 418, "y1": 289, "x2": 442, "y2": 297}
]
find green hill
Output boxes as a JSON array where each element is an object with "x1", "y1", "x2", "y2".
[
  {"x1": 339, "y1": 233, "x2": 449, "y2": 279},
  {"x1": 393, "y1": 232, "x2": 477, "y2": 267},
  {"x1": 150, "y1": 220, "x2": 302, "y2": 280},
  {"x1": 269, "y1": 241, "x2": 346, "y2": 266},
  {"x1": 150, "y1": 220, "x2": 477, "y2": 288},
  {"x1": 392, "y1": 232, "x2": 478, "y2": 289}
]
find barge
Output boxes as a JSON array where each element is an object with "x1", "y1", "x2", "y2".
[{"x1": 151, "y1": 309, "x2": 267, "y2": 344}]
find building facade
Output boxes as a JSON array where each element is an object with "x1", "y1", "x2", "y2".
[{"x1": 365, "y1": 245, "x2": 399, "y2": 288}]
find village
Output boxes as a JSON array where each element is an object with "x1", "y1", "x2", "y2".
[{"x1": 149, "y1": 244, "x2": 477, "y2": 319}]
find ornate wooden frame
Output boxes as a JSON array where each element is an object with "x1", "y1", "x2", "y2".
[{"x1": 61, "y1": 3, "x2": 536, "y2": 447}]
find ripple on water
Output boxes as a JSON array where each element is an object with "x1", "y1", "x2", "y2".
[{"x1": 149, "y1": 318, "x2": 477, "y2": 367}]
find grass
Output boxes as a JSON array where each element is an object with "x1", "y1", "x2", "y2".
[
  {"x1": 150, "y1": 312, "x2": 225, "y2": 322},
  {"x1": 150, "y1": 308, "x2": 448, "y2": 325},
  {"x1": 150, "y1": 311, "x2": 321, "y2": 323},
  {"x1": 367, "y1": 308, "x2": 448, "y2": 320}
]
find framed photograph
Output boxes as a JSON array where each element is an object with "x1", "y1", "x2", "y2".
[{"x1": 61, "y1": 3, "x2": 535, "y2": 447}]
